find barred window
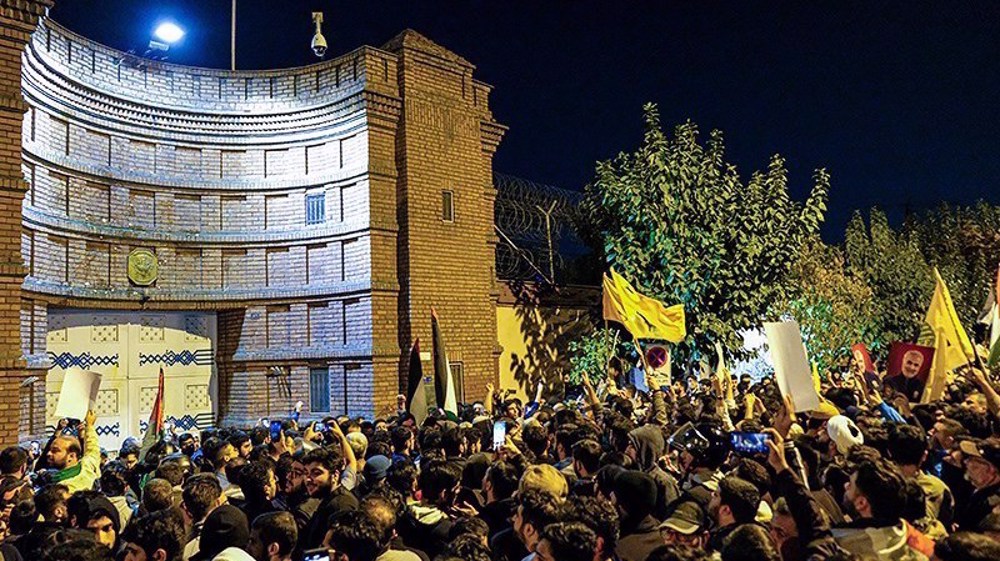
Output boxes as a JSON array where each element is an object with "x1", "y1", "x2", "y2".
[
  {"x1": 309, "y1": 367, "x2": 330, "y2": 412},
  {"x1": 306, "y1": 193, "x2": 326, "y2": 225}
]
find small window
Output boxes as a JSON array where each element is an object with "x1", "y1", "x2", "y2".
[
  {"x1": 441, "y1": 190, "x2": 455, "y2": 222},
  {"x1": 305, "y1": 193, "x2": 326, "y2": 225},
  {"x1": 309, "y1": 367, "x2": 330, "y2": 412}
]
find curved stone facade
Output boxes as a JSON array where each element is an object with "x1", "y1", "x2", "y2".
[{"x1": 8, "y1": 15, "x2": 505, "y2": 439}]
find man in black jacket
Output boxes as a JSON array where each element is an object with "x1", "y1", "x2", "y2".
[
  {"x1": 957, "y1": 438, "x2": 1000, "y2": 531},
  {"x1": 298, "y1": 446, "x2": 358, "y2": 552},
  {"x1": 706, "y1": 476, "x2": 761, "y2": 552}
]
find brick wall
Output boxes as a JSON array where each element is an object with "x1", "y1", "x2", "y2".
[
  {"x1": 0, "y1": 0, "x2": 53, "y2": 445},
  {"x1": 3, "y1": 16, "x2": 506, "y2": 437}
]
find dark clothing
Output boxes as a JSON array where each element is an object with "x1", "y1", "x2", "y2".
[
  {"x1": 479, "y1": 497, "x2": 516, "y2": 537},
  {"x1": 886, "y1": 375, "x2": 925, "y2": 404},
  {"x1": 398, "y1": 503, "x2": 453, "y2": 561},
  {"x1": 241, "y1": 498, "x2": 276, "y2": 527},
  {"x1": 615, "y1": 515, "x2": 662, "y2": 561},
  {"x1": 959, "y1": 482, "x2": 1000, "y2": 531},
  {"x1": 300, "y1": 485, "x2": 359, "y2": 551},
  {"x1": 569, "y1": 476, "x2": 597, "y2": 497},
  {"x1": 708, "y1": 523, "x2": 739, "y2": 553},
  {"x1": 13, "y1": 521, "x2": 64, "y2": 560},
  {"x1": 288, "y1": 490, "x2": 321, "y2": 532},
  {"x1": 0, "y1": 543, "x2": 24, "y2": 561},
  {"x1": 774, "y1": 468, "x2": 848, "y2": 561},
  {"x1": 627, "y1": 425, "x2": 680, "y2": 519},
  {"x1": 488, "y1": 526, "x2": 528, "y2": 561}
]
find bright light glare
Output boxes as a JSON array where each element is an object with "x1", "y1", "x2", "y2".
[{"x1": 154, "y1": 22, "x2": 185, "y2": 44}]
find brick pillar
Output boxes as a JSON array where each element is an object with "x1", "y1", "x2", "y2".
[{"x1": 0, "y1": 1, "x2": 52, "y2": 445}]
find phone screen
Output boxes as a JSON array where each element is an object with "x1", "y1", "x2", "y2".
[
  {"x1": 492, "y1": 420, "x2": 506, "y2": 450},
  {"x1": 270, "y1": 420, "x2": 283, "y2": 442},
  {"x1": 303, "y1": 548, "x2": 331, "y2": 561},
  {"x1": 729, "y1": 431, "x2": 770, "y2": 455}
]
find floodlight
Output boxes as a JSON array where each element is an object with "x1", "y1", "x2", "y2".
[{"x1": 154, "y1": 22, "x2": 185, "y2": 44}]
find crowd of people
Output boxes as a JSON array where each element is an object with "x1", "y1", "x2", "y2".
[{"x1": 4, "y1": 350, "x2": 1000, "y2": 561}]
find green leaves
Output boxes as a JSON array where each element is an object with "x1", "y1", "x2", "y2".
[{"x1": 578, "y1": 105, "x2": 830, "y2": 361}]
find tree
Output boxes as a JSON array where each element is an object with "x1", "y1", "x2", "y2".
[
  {"x1": 905, "y1": 202, "x2": 1000, "y2": 329},
  {"x1": 579, "y1": 104, "x2": 829, "y2": 358},
  {"x1": 844, "y1": 209, "x2": 932, "y2": 346},
  {"x1": 780, "y1": 237, "x2": 878, "y2": 375}
]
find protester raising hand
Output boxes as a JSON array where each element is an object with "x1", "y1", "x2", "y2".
[{"x1": 773, "y1": 394, "x2": 795, "y2": 438}]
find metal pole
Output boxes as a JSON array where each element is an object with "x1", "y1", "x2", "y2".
[{"x1": 231, "y1": 0, "x2": 236, "y2": 71}]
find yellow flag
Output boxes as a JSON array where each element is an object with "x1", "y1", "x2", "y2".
[
  {"x1": 925, "y1": 268, "x2": 975, "y2": 371},
  {"x1": 811, "y1": 362, "x2": 822, "y2": 394},
  {"x1": 922, "y1": 328, "x2": 950, "y2": 403},
  {"x1": 603, "y1": 269, "x2": 686, "y2": 342}
]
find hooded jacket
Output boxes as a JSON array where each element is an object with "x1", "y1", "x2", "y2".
[
  {"x1": 398, "y1": 500, "x2": 453, "y2": 560},
  {"x1": 627, "y1": 425, "x2": 679, "y2": 519}
]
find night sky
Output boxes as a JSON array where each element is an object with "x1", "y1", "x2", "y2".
[{"x1": 50, "y1": 1, "x2": 1000, "y2": 240}]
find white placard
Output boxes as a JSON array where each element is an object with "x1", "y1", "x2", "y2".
[
  {"x1": 763, "y1": 320, "x2": 820, "y2": 412},
  {"x1": 54, "y1": 367, "x2": 102, "y2": 420}
]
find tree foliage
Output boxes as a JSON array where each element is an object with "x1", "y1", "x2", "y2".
[
  {"x1": 779, "y1": 237, "x2": 878, "y2": 374},
  {"x1": 579, "y1": 104, "x2": 830, "y2": 358},
  {"x1": 905, "y1": 202, "x2": 1000, "y2": 328}
]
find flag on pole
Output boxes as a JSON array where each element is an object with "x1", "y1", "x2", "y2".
[
  {"x1": 406, "y1": 338, "x2": 428, "y2": 424},
  {"x1": 602, "y1": 269, "x2": 686, "y2": 342},
  {"x1": 925, "y1": 268, "x2": 975, "y2": 372},
  {"x1": 139, "y1": 367, "x2": 165, "y2": 461},
  {"x1": 980, "y1": 264, "x2": 1000, "y2": 368},
  {"x1": 431, "y1": 308, "x2": 458, "y2": 418},
  {"x1": 922, "y1": 328, "x2": 950, "y2": 403}
]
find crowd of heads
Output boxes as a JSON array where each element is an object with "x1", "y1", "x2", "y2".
[{"x1": 5, "y1": 351, "x2": 1000, "y2": 561}]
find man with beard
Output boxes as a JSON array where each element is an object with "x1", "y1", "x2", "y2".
[
  {"x1": 833, "y1": 459, "x2": 930, "y2": 560},
  {"x1": 298, "y1": 446, "x2": 358, "y2": 552},
  {"x1": 15, "y1": 484, "x2": 70, "y2": 560},
  {"x1": 706, "y1": 476, "x2": 761, "y2": 552},
  {"x1": 46, "y1": 411, "x2": 101, "y2": 494},
  {"x1": 887, "y1": 350, "x2": 928, "y2": 404},
  {"x1": 282, "y1": 450, "x2": 320, "y2": 532},
  {"x1": 512, "y1": 489, "x2": 562, "y2": 561},
  {"x1": 67, "y1": 491, "x2": 122, "y2": 554},
  {"x1": 246, "y1": 512, "x2": 296, "y2": 561},
  {"x1": 956, "y1": 438, "x2": 1000, "y2": 531}
]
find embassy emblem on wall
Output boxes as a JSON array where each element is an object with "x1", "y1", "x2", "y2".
[{"x1": 128, "y1": 248, "x2": 159, "y2": 286}]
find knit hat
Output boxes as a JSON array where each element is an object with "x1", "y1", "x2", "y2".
[
  {"x1": 827, "y1": 415, "x2": 864, "y2": 455},
  {"x1": 363, "y1": 455, "x2": 391, "y2": 481},
  {"x1": 612, "y1": 470, "x2": 657, "y2": 519},
  {"x1": 192, "y1": 505, "x2": 249, "y2": 561}
]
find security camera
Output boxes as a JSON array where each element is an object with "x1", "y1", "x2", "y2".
[
  {"x1": 311, "y1": 33, "x2": 327, "y2": 58},
  {"x1": 311, "y1": 12, "x2": 327, "y2": 58}
]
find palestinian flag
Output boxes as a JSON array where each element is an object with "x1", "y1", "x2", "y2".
[
  {"x1": 406, "y1": 338, "x2": 429, "y2": 424},
  {"x1": 431, "y1": 308, "x2": 458, "y2": 418},
  {"x1": 988, "y1": 265, "x2": 1000, "y2": 368},
  {"x1": 139, "y1": 368, "x2": 165, "y2": 461}
]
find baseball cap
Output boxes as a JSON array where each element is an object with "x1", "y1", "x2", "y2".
[
  {"x1": 826, "y1": 415, "x2": 864, "y2": 455},
  {"x1": 659, "y1": 501, "x2": 705, "y2": 534},
  {"x1": 959, "y1": 438, "x2": 1000, "y2": 469}
]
